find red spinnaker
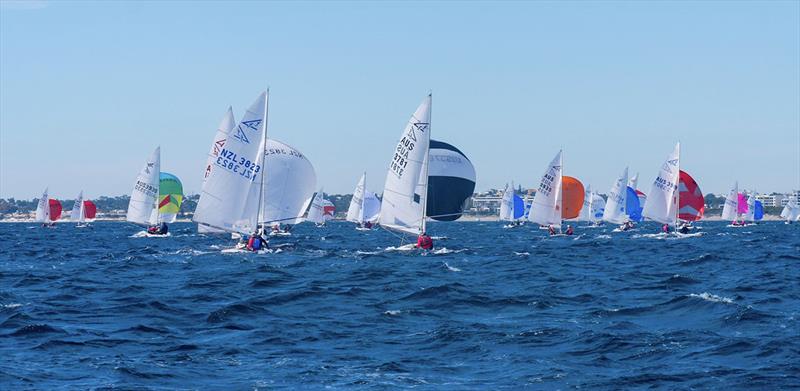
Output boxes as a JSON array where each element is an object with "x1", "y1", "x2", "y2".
[
  {"x1": 678, "y1": 170, "x2": 704, "y2": 221},
  {"x1": 83, "y1": 200, "x2": 97, "y2": 219},
  {"x1": 48, "y1": 199, "x2": 62, "y2": 221}
]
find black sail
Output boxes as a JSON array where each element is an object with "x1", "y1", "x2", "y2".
[{"x1": 426, "y1": 140, "x2": 476, "y2": 221}]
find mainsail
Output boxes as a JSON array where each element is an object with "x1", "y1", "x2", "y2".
[
  {"x1": 346, "y1": 173, "x2": 367, "y2": 223},
  {"x1": 71, "y1": 191, "x2": 84, "y2": 222},
  {"x1": 35, "y1": 188, "x2": 50, "y2": 222},
  {"x1": 721, "y1": 182, "x2": 739, "y2": 221},
  {"x1": 305, "y1": 189, "x2": 326, "y2": 224},
  {"x1": 780, "y1": 198, "x2": 800, "y2": 222},
  {"x1": 126, "y1": 147, "x2": 161, "y2": 226},
  {"x1": 528, "y1": 151, "x2": 563, "y2": 226},
  {"x1": 642, "y1": 143, "x2": 680, "y2": 225},
  {"x1": 193, "y1": 92, "x2": 268, "y2": 234},
  {"x1": 603, "y1": 167, "x2": 629, "y2": 225},
  {"x1": 499, "y1": 184, "x2": 514, "y2": 221},
  {"x1": 379, "y1": 95, "x2": 432, "y2": 235}
]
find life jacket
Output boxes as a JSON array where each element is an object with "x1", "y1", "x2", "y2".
[
  {"x1": 251, "y1": 236, "x2": 262, "y2": 251},
  {"x1": 566, "y1": 227, "x2": 574, "y2": 235},
  {"x1": 417, "y1": 235, "x2": 433, "y2": 250},
  {"x1": 247, "y1": 236, "x2": 256, "y2": 250}
]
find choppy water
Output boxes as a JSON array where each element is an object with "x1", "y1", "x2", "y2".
[{"x1": 1, "y1": 221, "x2": 798, "y2": 389}]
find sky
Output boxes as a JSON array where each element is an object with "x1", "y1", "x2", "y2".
[{"x1": 1, "y1": 0, "x2": 798, "y2": 200}]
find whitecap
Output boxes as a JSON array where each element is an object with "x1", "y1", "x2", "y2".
[
  {"x1": 2, "y1": 303, "x2": 22, "y2": 309},
  {"x1": 689, "y1": 292, "x2": 734, "y2": 304},
  {"x1": 443, "y1": 262, "x2": 461, "y2": 272},
  {"x1": 384, "y1": 310, "x2": 402, "y2": 316}
]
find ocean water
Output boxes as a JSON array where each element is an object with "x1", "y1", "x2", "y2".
[{"x1": 1, "y1": 221, "x2": 798, "y2": 389}]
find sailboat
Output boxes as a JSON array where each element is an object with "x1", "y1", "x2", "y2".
[
  {"x1": 193, "y1": 91, "x2": 273, "y2": 252},
  {"x1": 527, "y1": 151, "x2": 564, "y2": 231},
  {"x1": 35, "y1": 187, "x2": 61, "y2": 227},
  {"x1": 641, "y1": 143, "x2": 681, "y2": 232},
  {"x1": 500, "y1": 183, "x2": 526, "y2": 228},
  {"x1": 346, "y1": 173, "x2": 381, "y2": 230},
  {"x1": 304, "y1": 188, "x2": 327, "y2": 226},
  {"x1": 780, "y1": 197, "x2": 800, "y2": 223},
  {"x1": 578, "y1": 185, "x2": 605, "y2": 226},
  {"x1": 721, "y1": 182, "x2": 740, "y2": 225},
  {"x1": 603, "y1": 167, "x2": 630, "y2": 230},
  {"x1": 378, "y1": 94, "x2": 433, "y2": 248},
  {"x1": 70, "y1": 191, "x2": 97, "y2": 227},
  {"x1": 126, "y1": 147, "x2": 167, "y2": 236}
]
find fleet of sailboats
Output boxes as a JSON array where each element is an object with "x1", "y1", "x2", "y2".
[{"x1": 25, "y1": 92, "x2": 797, "y2": 246}]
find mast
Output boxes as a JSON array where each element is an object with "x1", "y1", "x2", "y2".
[
  {"x1": 155, "y1": 148, "x2": 160, "y2": 226},
  {"x1": 675, "y1": 142, "x2": 680, "y2": 228},
  {"x1": 420, "y1": 93, "x2": 431, "y2": 235},
  {"x1": 361, "y1": 171, "x2": 367, "y2": 223},
  {"x1": 256, "y1": 88, "x2": 270, "y2": 232}
]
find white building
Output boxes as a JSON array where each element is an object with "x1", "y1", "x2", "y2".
[{"x1": 755, "y1": 194, "x2": 783, "y2": 207}]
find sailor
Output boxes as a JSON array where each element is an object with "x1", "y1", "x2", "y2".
[
  {"x1": 547, "y1": 225, "x2": 557, "y2": 236},
  {"x1": 247, "y1": 230, "x2": 267, "y2": 252},
  {"x1": 364, "y1": 221, "x2": 373, "y2": 229},
  {"x1": 416, "y1": 232, "x2": 433, "y2": 250},
  {"x1": 661, "y1": 224, "x2": 670, "y2": 233},
  {"x1": 565, "y1": 225, "x2": 574, "y2": 236},
  {"x1": 678, "y1": 224, "x2": 690, "y2": 234},
  {"x1": 159, "y1": 222, "x2": 168, "y2": 235}
]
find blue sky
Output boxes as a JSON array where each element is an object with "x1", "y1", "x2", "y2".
[{"x1": 1, "y1": 1, "x2": 798, "y2": 199}]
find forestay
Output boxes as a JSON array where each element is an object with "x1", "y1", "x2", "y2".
[
  {"x1": 126, "y1": 147, "x2": 161, "y2": 226},
  {"x1": 379, "y1": 95, "x2": 432, "y2": 235},
  {"x1": 642, "y1": 143, "x2": 680, "y2": 225}
]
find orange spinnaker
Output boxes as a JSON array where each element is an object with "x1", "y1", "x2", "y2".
[{"x1": 561, "y1": 176, "x2": 585, "y2": 219}]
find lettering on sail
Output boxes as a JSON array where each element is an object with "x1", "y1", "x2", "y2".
[
  {"x1": 134, "y1": 180, "x2": 158, "y2": 197},
  {"x1": 390, "y1": 122, "x2": 427, "y2": 178},
  {"x1": 215, "y1": 148, "x2": 261, "y2": 182},
  {"x1": 653, "y1": 175, "x2": 677, "y2": 192},
  {"x1": 538, "y1": 166, "x2": 560, "y2": 196}
]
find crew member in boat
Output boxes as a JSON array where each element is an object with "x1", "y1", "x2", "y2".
[
  {"x1": 364, "y1": 221, "x2": 373, "y2": 229},
  {"x1": 147, "y1": 222, "x2": 169, "y2": 235},
  {"x1": 620, "y1": 221, "x2": 634, "y2": 231},
  {"x1": 416, "y1": 232, "x2": 433, "y2": 250},
  {"x1": 661, "y1": 224, "x2": 670, "y2": 233},
  {"x1": 247, "y1": 230, "x2": 268, "y2": 252},
  {"x1": 565, "y1": 225, "x2": 574, "y2": 236},
  {"x1": 547, "y1": 225, "x2": 557, "y2": 236}
]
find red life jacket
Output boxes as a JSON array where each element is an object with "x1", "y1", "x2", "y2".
[
  {"x1": 417, "y1": 235, "x2": 433, "y2": 250},
  {"x1": 247, "y1": 236, "x2": 256, "y2": 250}
]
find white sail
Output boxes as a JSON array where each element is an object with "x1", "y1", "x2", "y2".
[
  {"x1": 780, "y1": 198, "x2": 800, "y2": 221},
  {"x1": 720, "y1": 182, "x2": 739, "y2": 221},
  {"x1": 603, "y1": 167, "x2": 629, "y2": 224},
  {"x1": 591, "y1": 193, "x2": 605, "y2": 222},
  {"x1": 578, "y1": 185, "x2": 592, "y2": 221},
  {"x1": 642, "y1": 143, "x2": 680, "y2": 225},
  {"x1": 35, "y1": 188, "x2": 49, "y2": 222},
  {"x1": 71, "y1": 191, "x2": 84, "y2": 222},
  {"x1": 126, "y1": 147, "x2": 161, "y2": 226},
  {"x1": 744, "y1": 193, "x2": 756, "y2": 222},
  {"x1": 305, "y1": 188, "x2": 325, "y2": 224},
  {"x1": 197, "y1": 108, "x2": 237, "y2": 233},
  {"x1": 362, "y1": 191, "x2": 382, "y2": 222},
  {"x1": 379, "y1": 95, "x2": 432, "y2": 235},
  {"x1": 346, "y1": 173, "x2": 366, "y2": 223},
  {"x1": 194, "y1": 92, "x2": 268, "y2": 234},
  {"x1": 499, "y1": 184, "x2": 514, "y2": 221},
  {"x1": 528, "y1": 150, "x2": 563, "y2": 226},
  {"x1": 628, "y1": 172, "x2": 639, "y2": 190},
  {"x1": 256, "y1": 139, "x2": 317, "y2": 226}
]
